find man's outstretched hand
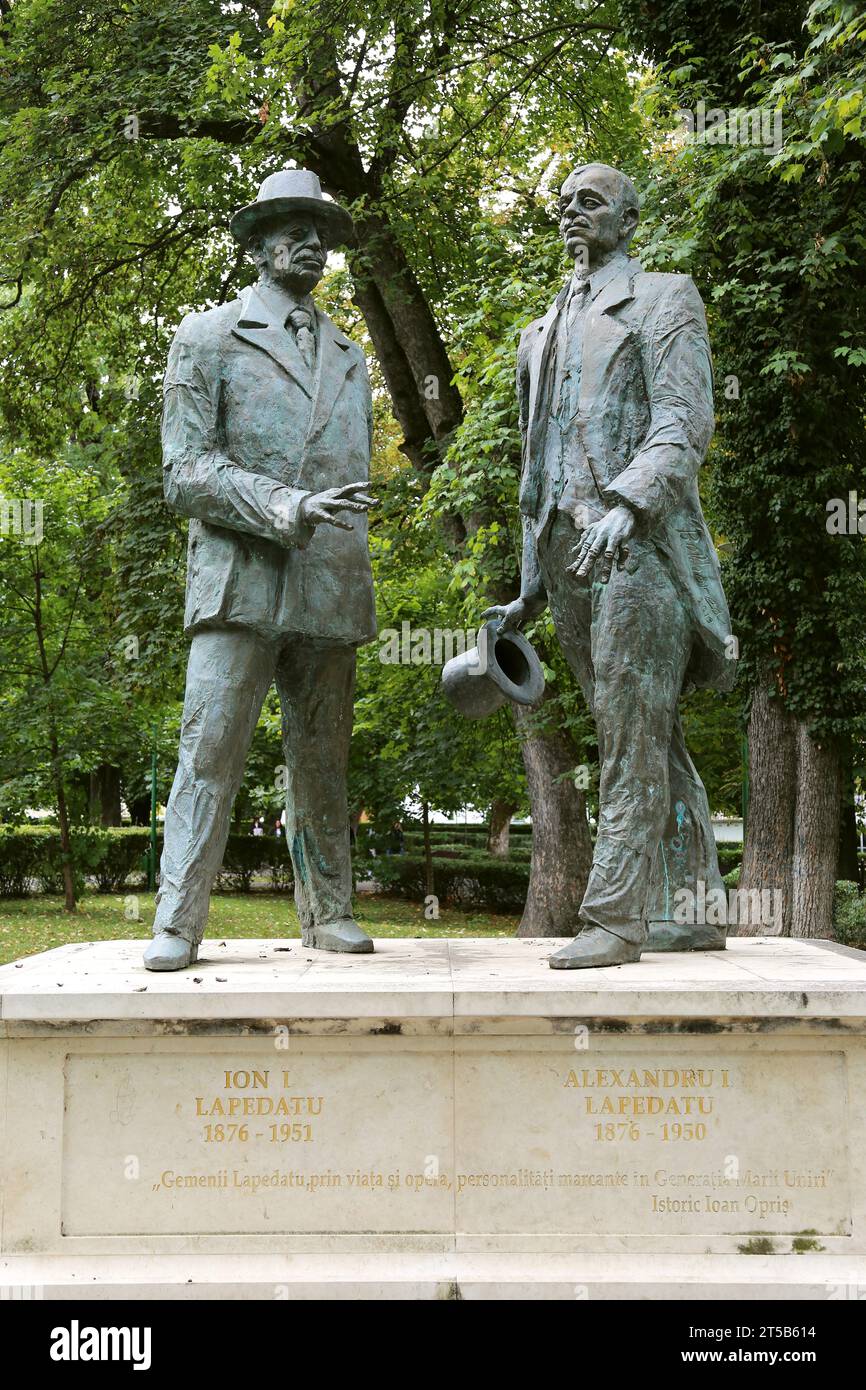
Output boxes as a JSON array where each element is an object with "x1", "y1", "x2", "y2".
[
  {"x1": 482, "y1": 593, "x2": 546, "y2": 634},
  {"x1": 295, "y1": 482, "x2": 379, "y2": 533},
  {"x1": 567, "y1": 504, "x2": 635, "y2": 584}
]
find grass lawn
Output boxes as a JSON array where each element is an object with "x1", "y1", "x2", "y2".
[{"x1": 0, "y1": 891, "x2": 519, "y2": 965}]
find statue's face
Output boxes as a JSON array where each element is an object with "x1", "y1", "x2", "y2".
[
  {"x1": 261, "y1": 215, "x2": 329, "y2": 293},
  {"x1": 558, "y1": 167, "x2": 636, "y2": 269}
]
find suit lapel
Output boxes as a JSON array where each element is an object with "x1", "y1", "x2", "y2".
[
  {"x1": 231, "y1": 286, "x2": 314, "y2": 398},
  {"x1": 578, "y1": 258, "x2": 639, "y2": 412},
  {"x1": 590, "y1": 257, "x2": 638, "y2": 317},
  {"x1": 527, "y1": 284, "x2": 569, "y2": 445},
  {"x1": 304, "y1": 313, "x2": 355, "y2": 446}
]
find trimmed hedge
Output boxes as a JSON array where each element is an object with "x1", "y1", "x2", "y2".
[
  {"x1": 398, "y1": 840, "x2": 532, "y2": 862},
  {"x1": 0, "y1": 826, "x2": 294, "y2": 897},
  {"x1": 216, "y1": 834, "x2": 293, "y2": 893},
  {"x1": 0, "y1": 826, "x2": 153, "y2": 897},
  {"x1": 410, "y1": 823, "x2": 533, "y2": 838},
  {"x1": 355, "y1": 852, "x2": 529, "y2": 911},
  {"x1": 716, "y1": 844, "x2": 743, "y2": 876}
]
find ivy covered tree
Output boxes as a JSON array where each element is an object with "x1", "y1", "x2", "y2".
[{"x1": 624, "y1": 0, "x2": 866, "y2": 933}]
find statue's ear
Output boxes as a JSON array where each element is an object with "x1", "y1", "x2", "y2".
[{"x1": 620, "y1": 204, "x2": 640, "y2": 244}]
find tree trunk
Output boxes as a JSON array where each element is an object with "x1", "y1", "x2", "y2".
[
  {"x1": 89, "y1": 763, "x2": 122, "y2": 826},
  {"x1": 791, "y1": 724, "x2": 841, "y2": 937},
  {"x1": 128, "y1": 793, "x2": 151, "y2": 826},
  {"x1": 351, "y1": 211, "x2": 463, "y2": 446},
  {"x1": 487, "y1": 799, "x2": 516, "y2": 858},
  {"x1": 513, "y1": 701, "x2": 592, "y2": 936},
  {"x1": 738, "y1": 683, "x2": 795, "y2": 936}
]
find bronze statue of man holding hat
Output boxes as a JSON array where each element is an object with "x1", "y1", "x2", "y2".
[
  {"x1": 486, "y1": 162, "x2": 736, "y2": 970},
  {"x1": 144, "y1": 169, "x2": 378, "y2": 970}
]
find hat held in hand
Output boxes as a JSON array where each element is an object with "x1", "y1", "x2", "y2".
[{"x1": 441, "y1": 620, "x2": 545, "y2": 719}]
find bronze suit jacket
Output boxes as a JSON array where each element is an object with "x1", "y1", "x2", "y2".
[
  {"x1": 517, "y1": 254, "x2": 734, "y2": 692},
  {"x1": 161, "y1": 283, "x2": 376, "y2": 646}
]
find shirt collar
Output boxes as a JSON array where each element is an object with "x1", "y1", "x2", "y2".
[
  {"x1": 255, "y1": 279, "x2": 316, "y2": 328},
  {"x1": 573, "y1": 249, "x2": 632, "y2": 301}
]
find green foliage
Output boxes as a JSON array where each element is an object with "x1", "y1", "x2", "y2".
[
  {"x1": 680, "y1": 689, "x2": 744, "y2": 817},
  {"x1": 0, "y1": 0, "x2": 640, "y2": 836},
  {"x1": 716, "y1": 844, "x2": 744, "y2": 876},
  {"x1": 632, "y1": 1, "x2": 866, "y2": 745},
  {"x1": 0, "y1": 825, "x2": 298, "y2": 898},
  {"x1": 88, "y1": 828, "x2": 153, "y2": 893},
  {"x1": 358, "y1": 850, "x2": 529, "y2": 911},
  {"x1": 216, "y1": 833, "x2": 294, "y2": 894},
  {"x1": 0, "y1": 826, "x2": 51, "y2": 896},
  {"x1": 0, "y1": 449, "x2": 168, "y2": 827},
  {"x1": 403, "y1": 837, "x2": 533, "y2": 860},
  {"x1": 832, "y1": 879, "x2": 866, "y2": 948},
  {"x1": 0, "y1": 825, "x2": 148, "y2": 896},
  {"x1": 6, "y1": 0, "x2": 859, "y2": 852},
  {"x1": 349, "y1": 445, "x2": 531, "y2": 823}
]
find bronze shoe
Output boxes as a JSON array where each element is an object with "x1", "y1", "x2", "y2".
[
  {"x1": 645, "y1": 921, "x2": 726, "y2": 952},
  {"x1": 143, "y1": 932, "x2": 198, "y2": 971},
  {"x1": 301, "y1": 919, "x2": 374, "y2": 953},
  {"x1": 548, "y1": 926, "x2": 641, "y2": 970}
]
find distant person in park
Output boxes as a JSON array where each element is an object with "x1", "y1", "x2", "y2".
[
  {"x1": 252, "y1": 820, "x2": 264, "y2": 837},
  {"x1": 485, "y1": 163, "x2": 735, "y2": 968},
  {"x1": 385, "y1": 820, "x2": 405, "y2": 855},
  {"x1": 144, "y1": 170, "x2": 378, "y2": 971}
]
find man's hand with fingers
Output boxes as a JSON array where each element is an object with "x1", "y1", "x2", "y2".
[
  {"x1": 567, "y1": 504, "x2": 635, "y2": 585},
  {"x1": 296, "y1": 481, "x2": 379, "y2": 533},
  {"x1": 482, "y1": 592, "x2": 547, "y2": 634}
]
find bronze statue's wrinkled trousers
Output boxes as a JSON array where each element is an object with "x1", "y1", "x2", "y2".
[
  {"x1": 539, "y1": 513, "x2": 726, "y2": 947},
  {"x1": 153, "y1": 628, "x2": 356, "y2": 949}
]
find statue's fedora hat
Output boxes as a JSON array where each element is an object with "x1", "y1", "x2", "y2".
[
  {"x1": 230, "y1": 168, "x2": 354, "y2": 248},
  {"x1": 441, "y1": 620, "x2": 545, "y2": 719}
]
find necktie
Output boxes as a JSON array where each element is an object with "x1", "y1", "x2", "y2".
[
  {"x1": 568, "y1": 276, "x2": 589, "y2": 331},
  {"x1": 557, "y1": 279, "x2": 589, "y2": 420},
  {"x1": 286, "y1": 307, "x2": 315, "y2": 370}
]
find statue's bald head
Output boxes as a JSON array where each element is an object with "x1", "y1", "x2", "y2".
[{"x1": 558, "y1": 163, "x2": 640, "y2": 269}]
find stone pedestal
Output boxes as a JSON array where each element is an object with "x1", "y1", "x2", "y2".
[{"x1": 2, "y1": 936, "x2": 865, "y2": 1299}]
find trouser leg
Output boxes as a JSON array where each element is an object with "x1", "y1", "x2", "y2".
[
  {"x1": 275, "y1": 640, "x2": 356, "y2": 930},
  {"x1": 541, "y1": 515, "x2": 691, "y2": 946},
  {"x1": 645, "y1": 713, "x2": 727, "y2": 945},
  {"x1": 646, "y1": 712, "x2": 726, "y2": 919},
  {"x1": 582, "y1": 551, "x2": 690, "y2": 944},
  {"x1": 153, "y1": 628, "x2": 275, "y2": 945}
]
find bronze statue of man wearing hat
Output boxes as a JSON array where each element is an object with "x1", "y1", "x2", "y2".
[
  {"x1": 486, "y1": 163, "x2": 736, "y2": 969},
  {"x1": 144, "y1": 169, "x2": 378, "y2": 970}
]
